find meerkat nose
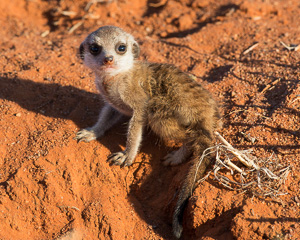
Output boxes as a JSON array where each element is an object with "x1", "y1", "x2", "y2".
[{"x1": 103, "y1": 55, "x2": 114, "y2": 65}]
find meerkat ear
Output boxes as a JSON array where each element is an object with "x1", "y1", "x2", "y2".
[
  {"x1": 79, "y1": 43, "x2": 85, "y2": 60},
  {"x1": 132, "y1": 41, "x2": 140, "y2": 59}
]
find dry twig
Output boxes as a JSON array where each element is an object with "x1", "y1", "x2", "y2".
[
  {"x1": 85, "y1": 0, "x2": 114, "y2": 12},
  {"x1": 57, "y1": 205, "x2": 80, "y2": 212},
  {"x1": 195, "y1": 131, "x2": 290, "y2": 199},
  {"x1": 242, "y1": 42, "x2": 259, "y2": 55},
  {"x1": 214, "y1": 131, "x2": 260, "y2": 170},
  {"x1": 68, "y1": 21, "x2": 84, "y2": 34},
  {"x1": 149, "y1": 0, "x2": 168, "y2": 7},
  {"x1": 280, "y1": 41, "x2": 299, "y2": 51},
  {"x1": 67, "y1": 0, "x2": 110, "y2": 34},
  {"x1": 260, "y1": 78, "x2": 281, "y2": 94},
  {"x1": 289, "y1": 94, "x2": 300, "y2": 106},
  {"x1": 240, "y1": 132, "x2": 256, "y2": 143}
]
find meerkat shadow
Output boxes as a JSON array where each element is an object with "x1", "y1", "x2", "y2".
[
  {"x1": 0, "y1": 76, "x2": 190, "y2": 238},
  {"x1": 0, "y1": 75, "x2": 167, "y2": 156},
  {"x1": 0, "y1": 76, "x2": 127, "y2": 153}
]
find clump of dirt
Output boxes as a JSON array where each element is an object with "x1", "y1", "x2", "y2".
[{"x1": 0, "y1": 0, "x2": 299, "y2": 239}]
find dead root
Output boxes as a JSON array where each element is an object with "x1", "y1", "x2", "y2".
[{"x1": 196, "y1": 131, "x2": 290, "y2": 199}]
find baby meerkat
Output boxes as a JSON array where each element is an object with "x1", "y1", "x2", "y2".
[{"x1": 76, "y1": 26, "x2": 221, "y2": 238}]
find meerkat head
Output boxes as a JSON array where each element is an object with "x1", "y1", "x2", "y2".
[{"x1": 79, "y1": 26, "x2": 140, "y2": 76}]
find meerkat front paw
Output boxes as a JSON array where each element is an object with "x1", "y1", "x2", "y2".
[
  {"x1": 107, "y1": 151, "x2": 134, "y2": 167},
  {"x1": 75, "y1": 128, "x2": 99, "y2": 142}
]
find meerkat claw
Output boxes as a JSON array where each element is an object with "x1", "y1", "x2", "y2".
[
  {"x1": 75, "y1": 128, "x2": 97, "y2": 142},
  {"x1": 107, "y1": 151, "x2": 127, "y2": 166},
  {"x1": 107, "y1": 151, "x2": 134, "y2": 167}
]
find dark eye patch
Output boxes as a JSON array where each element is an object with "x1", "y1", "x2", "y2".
[
  {"x1": 89, "y1": 43, "x2": 102, "y2": 56},
  {"x1": 79, "y1": 43, "x2": 85, "y2": 60}
]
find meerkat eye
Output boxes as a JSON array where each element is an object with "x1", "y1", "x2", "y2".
[
  {"x1": 116, "y1": 43, "x2": 127, "y2": 54},
  {"x1": 89, "y1": 44, "x2": 102, "y2": 56}
]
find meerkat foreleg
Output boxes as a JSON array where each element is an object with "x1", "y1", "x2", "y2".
[
  {"x1": 107, "y1": 112, "x2": 144, "y2": 167},
  {"x1": 76, "y1": 104, "x2": 123, "y2": 142}
]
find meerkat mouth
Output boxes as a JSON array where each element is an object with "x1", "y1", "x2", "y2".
[
  {"x1": 97, "y1": 65, "x2": 120, "y2": 76},
  {"x1": 100, "y1": 65, "x2": 117, "y2": 71}
]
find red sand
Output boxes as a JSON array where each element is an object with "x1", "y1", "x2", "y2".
[{"x1": 0, "y1": 0, "x2": 299, "y2": 239}]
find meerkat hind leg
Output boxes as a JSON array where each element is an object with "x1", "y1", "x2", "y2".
[{"x1": 163, "y1": 144, "x2": 191, "y2": 166}]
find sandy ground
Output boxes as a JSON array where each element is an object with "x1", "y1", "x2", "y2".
[{"x1": 0, "y1": 0, "x2": 299, "y2": 239}]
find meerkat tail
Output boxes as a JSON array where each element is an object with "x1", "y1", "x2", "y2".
[{"x1": 172, "y1": 130, "x2": 213, "y2": 239}]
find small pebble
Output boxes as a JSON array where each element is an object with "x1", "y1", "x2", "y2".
[{"x1": 160, "y1": 31, "x2": 167, "y2": 37}]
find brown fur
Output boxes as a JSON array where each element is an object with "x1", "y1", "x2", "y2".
[{"x1": 76, "y1": 26, "x2": 221, "y2": 238}]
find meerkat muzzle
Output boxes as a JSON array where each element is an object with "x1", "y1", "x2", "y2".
[{"x1": 103, "y1": 55, "x2": 114, "y2": 65}]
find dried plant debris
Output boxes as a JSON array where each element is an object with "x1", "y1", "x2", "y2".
[
  {"x1": 84, "y1": 0, "x2": 115, "y2": 12},
  {"x1": 240, "y1": 131, "x2": 256, "y2": 143},
  {"x1": 197, "y1": 132, "x2": 290, "y2": 199},
  {"x1": 242, "y1": 42, "x2": 259, "y2": 55},
  {"x1": 148, "y1": 0, "x2": 168, "y2": 8},
  {"x1": 279, "y1": 41, "x2": 300, "y2": 51}
]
